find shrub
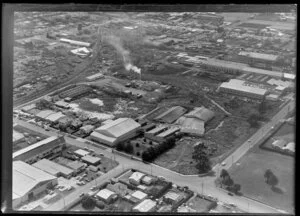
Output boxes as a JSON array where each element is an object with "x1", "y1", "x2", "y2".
[{"x1": 81, "y1": 195, "x2": 96, "y2": 210}]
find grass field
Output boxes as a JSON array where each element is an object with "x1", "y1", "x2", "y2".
[
  {"x1": 186, "y1": 195, "x2": 214, "y2": 212},
  {"x1": 229, "y1": 144, "x2": 294, "y2": 213}
]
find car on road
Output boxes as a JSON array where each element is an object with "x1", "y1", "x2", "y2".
[
  {"x1": 228, "y1": 192, "x2": 234, "y2": 196},
  {"x1": 99, "y1": 153, "x2": 104, "y2": 156},
  {"x1": 79, "y1": 193, "x2": 85, "y2": 197},
  {"x1": 229, "y1": 203, "x2": 236, "y2": 207},
  {"x1": 221, "y1": 162, "x2": 226, "y2": 166}
]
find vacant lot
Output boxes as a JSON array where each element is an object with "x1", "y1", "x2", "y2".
[
  {"x1": 186, "y1": 195, "x2": 214, "y2": 212},
  {"x1": 229, "y1": 145, "x2": 294, "y2": 213}
]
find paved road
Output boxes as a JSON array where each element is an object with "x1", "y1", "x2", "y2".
[
  {"x1": 14, "y1": 118, "x2": 282, "y2": 213},
  {"x1": 213, "y1": 99, "x2": 295, "y2": 173}
]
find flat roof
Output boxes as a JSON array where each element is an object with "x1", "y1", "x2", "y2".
[
  {"x1": 82, "y1": 155, "x2": 101, "y2": 164},
  {"x1": 131, "y1": 190, "x2": 147, "y2": 200},
  {"x1": 13, "y1": 136, "x2": 59, "y2": 159},
  {"x1": 157, "y1": 127, "x2": 180, "y2": 138},
  {"x1": 32, "y1": 159, "x2": 73, "y2": 176},
  {"x1": 129, "y1": 172, "x2": 146, "y2": 182},
  {"x1": 220, "y1": 79, "x2": 268, "y2": 96},
  {"x1": 36, "y1": 110, "x2": 56, "y2": 119},
  {"x1": 238, "y1": 51, "x2": 278, "y2": 61},
  {"x1": 241, "y1": 66, "x2": 283, "y2": 78},
  {"x1": 74, "y1": 149, "x2": 89, "y2": 157},
  {"x1": 133, "y1": 199, "x2": 156, "y2": 212},
  {"x1": 66, "y1": 160, "x2": 85, "y2": 170},
  {"x1": 45, "y1": 112, "x2": 66, "y2": 122}
]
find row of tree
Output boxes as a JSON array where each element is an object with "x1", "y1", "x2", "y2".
[
  {"x1": 192, "y1": 142, "x2": 212, "y2": 174},
  {"x1": 141, "y1": 137, "x2": 176, "y2": 162},
  {"x1": 116, "y1": 142, "x2": 134, "y2": 154},
  {"x1": 220, "y1": 169, "x2": 241, "y2": 194}
]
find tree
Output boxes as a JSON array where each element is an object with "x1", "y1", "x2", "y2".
[
  {"x1": 124, "y1": 143, "x2": 133, "y2": 154},
  {"x1": 232, "y1": 184, "x2": 241, "y2": 194},
  {"x1": 222, "y1": 175, "x2": 234, "y2": 187},
  {"x1": 247, "y1": 113, "x2": 260, "y2": 128},
  {"x1": 268, "y1": 173, "x2": 279, "y2": 188},
  {"x1": 36, "y1": 99, "x2": 52, "y2": 110},
  {"x1": 116, "y1": 142, "x2": 124, "y2": 151},
  {"x1": 258, "y1": 97, "x2": 267, "y2": 114},
  {"x1": 220, "y1": 169, "x2": 229, "y2": 179},
  {"x1": 192, "y1": 142, "x2": 211, "y2": 173},
  {"x1": 81, "y1": 195, "x2": 96, "y2": 210},
  {"x1": 264, "y1": 169, "x2": 273, "y2": 182}
]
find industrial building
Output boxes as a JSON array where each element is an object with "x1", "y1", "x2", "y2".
[
  {"x1": 176, "y1": 106, "x2": 215, "y2": 136},
  {"x1": 90, "y1": 118, "x2": 141, "y2": 146},
  {"x1": 32, "y1": 159, "x2": 74, "y2": 179},
  {"x1": 54, "y1": 100, "x2": 70, "y2": 109},
  {"x1": 86, "y1": 73, "x2": 105, "y2": 81},
  {"x1": 45, "y1": 112, "x2": 66, "y2": 123},
  {"x1": 238, "y1": 51, "x2": 279, "y2": 65},
  {"x1": 81, "y1": 155, "x2": 101, "y2": 165},
  {"x1": 96, "y1": 189, "x2": 117, "y2": 204},
  {"x1": 219, "y1": 79, "x2": 268, "y2": 99},
  {"x1": 145, "y1": 125, "x2": 168, "y2": 141},
  {"x1": 59, "y1": 38, "x2": 91, "y2": 47},
  {"x1": 154, "y1": 106, "x2": 187, "y2": 124},
  {"x1": 13, "y1": 161, "x2": 58, "y2": 208},
  {"x1": 35, "y1": 110, "x2": 56, "y2": 121},
  {"x1": 21, "y1": 104, "x2": 36, "y2": 113},
  {"x1": 133, "y1": 199, "x2": 157, "y2": 212},
  {"x1": 155, "y1": 127, "x2": 180, "y2": 143},
  {"x1": 65, "y1": 160, "x2": 86, "y2": 174},
  {"x1": 13, "y1": 136, "x2": 65, "y2": 164}
]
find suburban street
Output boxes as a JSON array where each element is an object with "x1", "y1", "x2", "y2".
[{"x1": 14, "y1": 116, "x2": 289, "y2": 213}]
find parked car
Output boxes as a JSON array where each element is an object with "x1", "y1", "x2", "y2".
[
  {"x1": 80, "y1": 193, "x2": 85, "y2": 197},
  {"x1": 228, "y1": 192, "x2": 234, "y2": 196}
]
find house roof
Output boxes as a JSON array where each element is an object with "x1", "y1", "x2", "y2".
[
  {"x1": 131, "y1": 190, "x2": 147, "y2": 200},
  {"x1": 129, "y1": 172, "x2": 146, "y2": 183},
  {"x1": 13, "y1": 161, "x2": 57, "y2": 199},
  {"x1": 54, "y1": 100, "x2": 70, "y2": 108},
  {"x1": 283, "y1": 142, "x2": 295, "y2": 152},
  {"x1": 95, "y1": 118, "x2": 141, "y2": 138},
  {"x1": 96, "y1": 189, "x2": 116, "y2": 200},
  {"x1": 272, "y1": 139, "x2": 286, "y2": 148},
  {"x1": 133, "y1": 199, "x2": 156, "y2": 212},
  {"x1": 164, "y1": 191, "x2": 181, "y2": 201}
]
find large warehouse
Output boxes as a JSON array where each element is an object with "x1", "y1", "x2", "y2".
[
  {"x1": 238, "y1": 51, "x2": 279, "y2": 64},
  {"x1": 32, "y1": 159, "x2": 74, "y2": 179},
  {"x1": 90, "y1": 118, "x2": 141, "y2": 146},
  {"x1": 13, "y1": 161, "x2": 58, "y2": 208},
  {"x1": 13, "y1": 136, "x2": 66, "y2": 164},
  {"x1": 219, "y1": 79, "x2": 268, "y2": 99}
]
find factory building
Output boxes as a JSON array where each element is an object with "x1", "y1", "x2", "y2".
[
  {"x1": 238, "y1": 51, "x2": 279, "y2": 65},
  {"x1": 13, "y1": 136, "x2": 66, "y2": 164},
  {"x1": 90, "y1": 118, "x2": 141, "y2": 147},
  {"x1": 13, "y1": 161, "x2": 58, "y2": 208},
  {"x1": 219, "y1": 79, "x2": 268, "y2": 99},
  {"x1": 154, "y1": 106, "x2": 187, "y2": 124},
  {"x1": 32, "y1": 159, "x2": 74, "y2": 179},
  {"x1": 144, "y1": 125, "x2": 168, "y2": 141},
  {"x1": 155, "y1": 127, "x2": 180, "y2": 143},
  {"x1": 176, "y1": 106, "x2": 215, "y2": 136}
]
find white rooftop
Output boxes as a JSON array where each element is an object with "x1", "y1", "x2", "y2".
[
  {"x1": 133, "y1": 199, "x2": 156, "y2": 212},
  {"x1": 13, "y1": 161, "x2": 56, "y2": 199},
  {"x1": 220, "y1": 79, "x2": 267, "y2": 96},
  {"x1": 131, "y1": 190, "x2": 147, "y2": 200},
  {"x1": 129, "y1": 172, "x2": 146, "y2": 183},
  {"x1": 74, "y1": 149, "x2": 89, "y2": 157},
  {"x1": 96, "y1": 188, "x2": 116, "y2": 200}
]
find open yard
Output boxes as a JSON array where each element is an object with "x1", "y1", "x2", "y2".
[
  {"x1": 186, "y1": 195, "x2": 215, "y2": 212},
  {"x1": 229, "y1": 144, "x2": 294, "y2": 214}
]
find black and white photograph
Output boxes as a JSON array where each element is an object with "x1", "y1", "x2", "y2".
[{"x1": 2, "y1": 4, "x2": 296, "y2": 214}]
